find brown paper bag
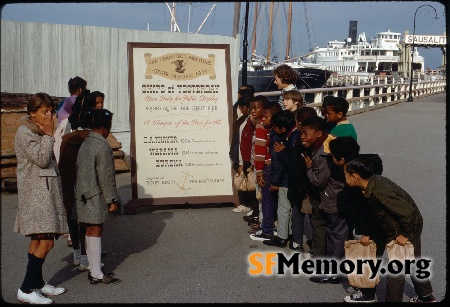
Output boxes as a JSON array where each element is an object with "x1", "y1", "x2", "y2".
[
  {"x1": 301, "y1": 194, "x2": 312, "y2": 214},
  {"x1": 233, "y1": 172, "x2": 248, "y2": 191},
  {"x1": 344, "y1": 240, "x2": 380, "y2": 288},
  {"x1": 386, "y1": 240, "x2": 414, "y2": 262},
  {"x1": 246, "y1": 167, "x2": 256, "y2": 191}
]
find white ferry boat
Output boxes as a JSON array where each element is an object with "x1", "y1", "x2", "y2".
[
  {"x1": 303, "y1": 21, "x2": 424, "y2": 78},
  {"x1": 238, "y1": 2, "x2": 332, "y2": 92}
]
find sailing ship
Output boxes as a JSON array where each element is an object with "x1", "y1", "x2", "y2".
[
  {"x1": 238, "y1": 2, "x2": 332, "y2": 92},
  {"x1": 302, "y1": 21, "x2": 425, "y2": 78}
]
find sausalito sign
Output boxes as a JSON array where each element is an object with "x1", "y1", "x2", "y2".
[{"x1": 404, "y1": 35, "x2": 446, "y2": 46}]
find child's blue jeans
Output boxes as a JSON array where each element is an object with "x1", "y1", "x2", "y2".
[{"x1": 261, "y1": 164, "x2": 276, "y2": 235}]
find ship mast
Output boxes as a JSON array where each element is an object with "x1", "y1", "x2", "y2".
[
  {"x1": 286, "y1": 2, "x2": 292, "y2": 60},
  {"x1": 232, "y1": 2, "x2": 240, "y2": 37},
  {"x1": 266, "y1": 2, "x2": 274, "y2": 63},
  {"x1": 251, "y1": 2, "x2": 259, "y2": 56},
  {"x1": 166, "y1": 2, "x2": 181, "y2": 32}
]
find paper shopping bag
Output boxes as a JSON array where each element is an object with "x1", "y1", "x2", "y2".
[{"x1": 344, "y1": 240, "x2": 380, "y2": 288}]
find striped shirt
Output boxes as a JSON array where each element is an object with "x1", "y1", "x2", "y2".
[{"x1": 253, "y1": 121, "x2": 271, "y2": 176}]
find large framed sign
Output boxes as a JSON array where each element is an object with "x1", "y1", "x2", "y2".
[{"x1": 125, "y1": 43, "x2": 238, "y2": 213}]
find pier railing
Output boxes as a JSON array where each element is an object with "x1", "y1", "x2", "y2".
[{"x1": 257, "y1": 79, "x2": 446, "y2": 115}]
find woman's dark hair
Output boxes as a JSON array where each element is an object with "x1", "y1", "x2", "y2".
[
  {"x1": 329, "y1": 137, "x2": 360, "y2": 161},
  {"x1": 272, "y1": 64, "x2": 298, "y2": 84},
  {"x1": 91, "y1": 108, "x2": 113, "y2": 131},
  {"x1": 27, "y1": 93, "x2": 55, "y2": 115},
  {"x1": 345, "y1": 157, "x2": 374, "y2": 179},
  {"x1": 68, "y1": 90, "x2": 96, "y2": 130},
  {"x1": 68, "y1": 76, "x2": 87, "y2": 94}
]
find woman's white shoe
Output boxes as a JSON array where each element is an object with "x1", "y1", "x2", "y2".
[{"x1": 17, "y1": 289, "x2": 53, "y2": 304}]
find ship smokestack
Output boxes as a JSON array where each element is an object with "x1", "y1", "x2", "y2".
[{"x1": 348, "y1": 21, "x2": 357, "y2": 45}]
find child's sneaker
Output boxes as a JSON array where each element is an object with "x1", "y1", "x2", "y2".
[
  {"x1": 410, "y1": 294, "x2": 436, "y2": 303},
  {"x1": 346, "y1": 286, "x2": 359, "y2": 294},
  {"x1": 248, "y1": 225, "x2": 261, "y2": 234},
  {"x1": 344, "y1": 291, "x2": 375, "y2": 303},
  {"x1": 231, "y1": 205, "x2": 243, "y2": 212},
  {"x1": 250, "y1": 230, "x2": 273, "y2": 241},
  {"x1": 232, "y1": 205, "x2": 250, "y2": 212},
  {"x1": 241, "y1": 206, "x2": 251, "y2": 212},
  {"x1": 89, "y1": 274, "x2": 121, "y2": 285},
  {"x1": 18, "y1": 289, "x2": 53, "y2": 304},
  {"x1": 39, "y1": 282, "x2": 67, "y2": 296},
  {"x1": 289, "y1": 241, "x2": 305, "y2": 252}
]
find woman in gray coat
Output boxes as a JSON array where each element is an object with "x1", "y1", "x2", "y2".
[
  {"x1": 75, "y1": 108, "x2": 122, "y2": 284},
  {"x1": 14, "y1": 93, "x2": 69, "y2": 304}
]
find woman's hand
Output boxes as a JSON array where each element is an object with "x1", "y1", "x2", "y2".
[{"x1": 36, "y1": 111, "x2": 55, "y2": 136}]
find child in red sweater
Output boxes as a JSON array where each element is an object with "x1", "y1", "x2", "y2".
[{"x1": 250, "y1": 101, "x2": 282, "y2": 240}]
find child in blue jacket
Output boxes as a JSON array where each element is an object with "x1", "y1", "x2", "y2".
[{"x1": 263, "y1": 110, "x2": 299, "y2": 248}]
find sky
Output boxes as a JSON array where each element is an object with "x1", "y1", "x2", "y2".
[{"x1": 1, "y1": 1, "x2": 447, "y2": 69}]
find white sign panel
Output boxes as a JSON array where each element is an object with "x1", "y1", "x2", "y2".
[
  {"x1": 405, "y1": 35, "x2": 446, "y2": 46},
  {"x1": 127, "y1": 43, "x2": 237, "y2": 206}
]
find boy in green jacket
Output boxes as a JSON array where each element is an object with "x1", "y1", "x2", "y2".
[
  {"x1": 325, "y1": 97, "x2": 357, "y2": 141},
  {"x1": 343, "y1": 157, "x2": 435, "y2": 303}
]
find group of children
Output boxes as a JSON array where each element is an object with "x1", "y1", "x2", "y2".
[
  {"x1": 13, "y1": 71, "x2": 436, "y2": 303},
  {"x1": 14, "y1": 77, "x2": 122, "y2": 304},
  {"x1": 231, "y1": 81, "x2": 436, "y2": 303}
]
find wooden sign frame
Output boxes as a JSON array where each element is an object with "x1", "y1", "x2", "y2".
[{"x1": 125, "y1": 42, "x2": 238, "y2": 214}]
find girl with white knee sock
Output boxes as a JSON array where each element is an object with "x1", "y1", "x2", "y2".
[{"x1": 75, "y1": 109, "x2": 122, "y2": 284}]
